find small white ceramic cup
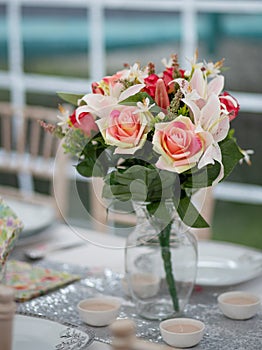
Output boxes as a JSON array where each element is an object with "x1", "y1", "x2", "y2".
[
  {"x1": 218, "y1": 291, "x2": 261, "y2": 320},
  {"x1": 77, "y1": 297, "x2": 121, "y2": 327},
  {"x1": 160, "y1": 318, "x2": 205, "y2": 348}
]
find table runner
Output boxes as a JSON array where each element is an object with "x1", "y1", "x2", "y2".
[
  {"x1": 5, "y1": 260, "x2": 80, "y2": 301},
  {"x1": 17, "y1": 260, "x2": 262, "y2": 349}
]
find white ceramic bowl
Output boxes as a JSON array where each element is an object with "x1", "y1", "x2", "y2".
[
  {"x1": 77, "y1": 297, "x2": 121, "y2": 327},
  {"x1": 160, "y1": 318, "x2": 205, "y2": 348},
  {"x1": 218, "y1": 291, "x2": 261, "y2": 320}
]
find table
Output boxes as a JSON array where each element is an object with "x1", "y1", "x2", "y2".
[
  {"x1": 14, "y1": 223, "x2": 262, "y2": 350},
  {"x1": 14, "y1": 224, "x2": 125, "y2": 350}
]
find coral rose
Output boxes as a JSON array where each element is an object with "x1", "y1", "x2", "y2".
[
  {"x1": 69, "y1": 110, "x2": 98, "y2": 137},
  {"x1": 153, "y1": 116, "x2": 204, "y2": 173},
  {"x1": 96, "y1": 106, "x2": 149, "y2": 154}
]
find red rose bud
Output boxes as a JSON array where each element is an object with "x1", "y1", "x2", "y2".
[
  {"x1": 219, "y1": 91, "x2": 240, "y2": 121},
  {"x1": 155, "y1": 78, "x2": 170, "y2": 110},
  {"x1": 69, "y1": 111, "x2": 99, "y2": 137}
]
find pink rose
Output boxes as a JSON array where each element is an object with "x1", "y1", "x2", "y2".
[
  {"x1": 153, "y1": 116, "x2": 204, "y2": 173},
  {"x1": 96, "y1": 106, "x2": 149, "y2": 154},
  {"x1": 219, "y1": 91, "x2": 240, "y2": 121},
  {"x1": 69, "y1": 110, "x2": 98, "y2": 137}
]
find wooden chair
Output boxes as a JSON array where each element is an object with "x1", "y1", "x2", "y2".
[{"x1": 0, "y1": 102, "x2": 69, "y2": 220}]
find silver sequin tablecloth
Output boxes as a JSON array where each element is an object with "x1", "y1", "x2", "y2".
[{"x1": 17, "y1": 261, "x2": 262, "y2": 350}]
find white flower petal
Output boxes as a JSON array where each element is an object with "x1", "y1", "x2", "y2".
[
  {"x1": 198, "y1": 142, "x2": 224, "y2": 184},
  {"x1": 200, "y1": 94, "x2": 221, "y2": 130},
  {"x1": 118, "y1": 83, "x2": 145, "y2": 102},
  {"x1": 208, "y1": 75, "x2": 224, "y2": 96},
  {"x1": 190, "y1": 68, "x2": 207, "y2": 99},
  {"x1": 114, "y1": 134, "x2": 147, "y2": 155},
  {"x1": 212, "y1": 114, "x2": 230, "y2": 143},
  {"x1": 182, "y1": 98, "x2": 201, "y2": 124}
]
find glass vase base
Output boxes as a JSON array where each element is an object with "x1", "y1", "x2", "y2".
[{"x1": 136, "y1": 299, "x2": 182, "y2": 321}]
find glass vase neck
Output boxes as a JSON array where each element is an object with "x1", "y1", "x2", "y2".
[{"x1": 132, "y1": 200, "x2": 186, "y2": 234}]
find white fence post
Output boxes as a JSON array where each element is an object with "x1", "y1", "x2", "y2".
[
  {"x1": 89, "y1": 0, "x2": 106, "y2": 81},
  {"x1": 7, "y1": 0, "x2": 25, "y2": 135},
  {"x1": 180, "y1": 0, "x2": 198, "y2": 69}
]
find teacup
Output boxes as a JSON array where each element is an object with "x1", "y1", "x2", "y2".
[
  {"x1": 160, "y1": 317, "x2": 205, "y2": 348},
  {"x1": 218, "y1": 291, "x2": 261, "y2": 320}
]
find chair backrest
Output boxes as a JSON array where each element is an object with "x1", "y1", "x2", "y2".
[{"x1": 0, "y1": 102, "x2": 69, "y2": 219}]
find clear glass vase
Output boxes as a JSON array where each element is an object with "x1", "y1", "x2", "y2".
[{"x1": 125, "y1": 201, "x2": 198, "y2": 320}]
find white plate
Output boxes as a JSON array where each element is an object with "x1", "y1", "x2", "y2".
[
  {"x1": 5, "y1": 199, "x2": 55, "y2": 238},
  {"x1": 197, "y1": 241, "x2": 262, "y2": 286},
  {"x1": 13, "y1": 315, "x2": 94, "y2": 350}
]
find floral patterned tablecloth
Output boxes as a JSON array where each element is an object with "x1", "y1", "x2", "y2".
[{"x1": 5, "y1": 260, "x2": 80, "y2": 301}]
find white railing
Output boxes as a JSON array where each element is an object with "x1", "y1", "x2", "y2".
[
  {"x1": 0, "y1": 0, "x2": 262, "y2": 203},
  {"x1": 1, "y1": 0, "x2": 262, "y2": 108}
]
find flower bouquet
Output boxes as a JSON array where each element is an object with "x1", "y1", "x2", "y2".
[{"x1": 45, "y1": 51, "x2": 248, "y2": 319}]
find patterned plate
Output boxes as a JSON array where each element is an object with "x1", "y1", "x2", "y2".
[{"x1": 13, "y1": 315, "x2": 95, "y2": 350}]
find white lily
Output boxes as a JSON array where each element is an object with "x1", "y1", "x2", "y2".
[
  {"x1": 184, "y1": 94, "x2": 230, "y2": 183},
  {"x1": 121, "y1": 63, "x2": 148, "y2": 83},
  {"x1": 176, "y1": 68, "x2": 224, "y2": 108},
  {"x1": 186, "y1": 94, "x2": 230, "y2": 142},
  {"x1": 204, "y1": 61, "x2": 221, "y2": 77},
  {"x1": 76, "y1": 83, "x2": 145, "y2": 120},
  {"x1": 239, "y1": 149, "x2": 254, "y2": 166},
  {"x1": 133, "y1": 98, "x2": 155, "y2": 113},
  {"x1": 56, "y1": 105, "x2": 71, "y2": 132}
]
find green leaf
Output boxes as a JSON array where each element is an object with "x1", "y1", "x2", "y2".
[
  {"x1": 177, "y1": 104, "x2": 189, "y2": 116},
  {"x1": 102, "y1": 184, "x2": 132, "y2": 202},
  {"x1": 175, "y1": 193, "x2": 209, "y2": 228},
  {"x1": 102, "y1": 165, "x2": 179, "y2": 205},
  {"x1": 219, "y1": 135, "x2": 244, "y2": 181},
  {"x1": 57, "y1": 92, "x2": 84, "y2": 106},
  {"x1": 76, "y1": 142, "x2": 106, "y2": 178},
  {"x1": 147, "y1": 201, "x2": 172, "y2": 223},
  {"x1": 76, "y1": 160, "x2": 94, "y2": 177},
  {"x1": 181, "y1": 162, "x2": 221, "y2": 189}
]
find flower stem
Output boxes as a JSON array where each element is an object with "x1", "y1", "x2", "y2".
[{"x1": 158, "y1": 222, "x2": 179, "y2": 312}]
